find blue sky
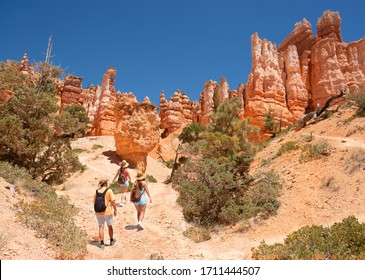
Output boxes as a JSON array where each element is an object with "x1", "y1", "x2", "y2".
[{"x1": 1, "y1": 0, "x2": 364, "y2": 106}]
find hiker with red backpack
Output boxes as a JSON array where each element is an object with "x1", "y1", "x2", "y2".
[
  {"x1": 93, "y1": 179, "x2": 117, "y2": 249},
  {"x1": 112, "y1": 160, "x2": 132, "y2": 206}
]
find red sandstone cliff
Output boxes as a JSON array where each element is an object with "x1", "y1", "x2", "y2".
[
  {"x1": 245, "y1": 10, "x2": 365, "y2": 132},
  {"x1": 185, "y1": 10, "x2": 365, "y2": 136}
]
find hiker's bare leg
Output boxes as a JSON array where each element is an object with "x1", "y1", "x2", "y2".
[
  {"x1": 107, "y1": 225, "x2": 113, "y2": 239},
  {"x1": 138, "y1": 204, "x2": 147, "y2": 223},
  {"x1": 134, "y1": 205, "x2": 141, "y2": 222},
  {"x1": 121, "y1": 186, "x2": 128, "y2": 202},
  {"x1": 99, "y1": 225, "x2": 104, "y2": 242}
]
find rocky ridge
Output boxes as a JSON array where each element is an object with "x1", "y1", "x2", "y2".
[{"x1": 1, "y1": 10, "x2": 365, "y2": 165}]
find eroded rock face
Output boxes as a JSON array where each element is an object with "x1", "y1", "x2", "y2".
[
  {"x1": 316, "y1": 10, "x2": 342, "y2": 42},
  {"x1": 245, "y1": 33, "x2": 293, "y2": 128},
  {"x1": 244, "y1": 10, "x2": 365, "y2": 132},
  {"x1": 3, "y1": 10, "x2": 365, "y2": 145},
  {"x1": 60, "y1": 74, "x2": 83, "y2": 107},
  {"x1": 311, "y1": 11, "x2": 365, "y2": 106},
  {"x1": 200, "y1": 80, "x2": 217, "y2": 125},
  {"x1": 88, "y1": 67, "x2": 118, "y2": 136},
  {"x1": 159, "y1": 90, "x2": 193, "y2": 136},
  {"x1": 114, "y1": 94, "x2": 160, "y2": 172}
]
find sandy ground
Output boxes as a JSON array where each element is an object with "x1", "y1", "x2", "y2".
[{"x1": 1, "y1": 106, "x2": 365, "y2": 260}]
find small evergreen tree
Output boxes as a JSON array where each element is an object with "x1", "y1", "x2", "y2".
[
  {"x1": 0, "y1": 61, "x2": 85, "y2": 184},
  {"x1": 173, "y1": 98, "x2": 262, "y2": 225},
  {"x1": 262, "y1": 108, "x2": 280, "y2": 137}
]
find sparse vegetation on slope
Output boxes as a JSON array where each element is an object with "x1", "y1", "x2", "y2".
[
  {"x1": 252, "y1": 216, "x2": 365, "y2": 260},
  {"x1": 0, "y1": 161, "x2": 88, "y2": 259}
]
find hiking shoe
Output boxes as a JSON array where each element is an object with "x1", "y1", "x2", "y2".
[
  {"x1": 99, "y1": 243, "x2": 105, "y2": 249},
  {"x1": 137, "y1": 224, "x2": 144, "y2": 231},
  {"x1": 110, "y1": 238, "x2": 117, "y2": 246},
  {"x1": 117, "y1": 202, "x2": 123, "y2": 207}
]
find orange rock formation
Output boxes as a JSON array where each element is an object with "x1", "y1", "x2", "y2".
[
  {"x1": 114, "y1": 94, "x2": 160, "y2": 172},
  {"x1": 159, "y1": 89, "x2": 193, "y2": 136}
]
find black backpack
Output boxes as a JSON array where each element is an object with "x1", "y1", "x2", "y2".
[{"x1": 94, "y1": 188, "x2": 109, "y2": 212}]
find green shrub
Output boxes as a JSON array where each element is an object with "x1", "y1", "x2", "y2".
[
  {"x1": 72, "y1": 148, "x2": 86, "y2": 154},
  {"x1": 146, "y1": 174, "x2": 157, "y2": 183},
  {"x1": 108, "y1": 181, "x2": 121, "y2": 194},
  {"x1": 299, "y1": 140, "x2": 331, "y2": 162},
  {"x1": 252, "y1": 216, "x2": 365, "y2": 260},
  {"x1": 262, "y1": 108, "x2": 281, "y2": 137},
  {"x1": 276, "y1": 141, "x2": 298, "y2": 157},
  {"x1": 173, "y1": 98, "x2": 272, "y2": 225},
  {"x1": 165, "y1": 159, "x2": 174, "y2": 168},
  {"x1": 109, "y1": 181, "x2": 133, "y2": 193},
  {"x1": 92, "y1": 144, "x2": 103, "y2": 150},
  {"x1": 0, "y1": 61, "x2": 85, "y2": 184},
  {"x1": 346, "y1": 91, "x2": 365, "y2": 116},
  {"x1": 302, "y1": 132, "x2": 315, "y2": 142},
  {"x1": 244, "y1": 171, "x2": 282, "y2": 219}
]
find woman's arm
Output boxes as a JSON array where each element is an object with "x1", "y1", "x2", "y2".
[{"x1": 112, "y1": 169, "x2": 120, "y2": 183}]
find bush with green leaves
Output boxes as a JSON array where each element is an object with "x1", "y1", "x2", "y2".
[
  {"x1": 55, "y1": 105, "x2": 91, "y2": 137},
  {"x1": 0, "y1": 61, "x2": 26, "y2": 94},
  {"x1": 252, "y1": 216, "x2": 365, "y2": 260},
  {"x1": 299, "y1": 140, "x2": 331, "y2": 162},
  {"x1": 0, "y1": 61, "x2": 86, "y2": 184},
  {"x1": 173, "y1": 98, "x2": 282, "y2": 225},
  {"x1": 275, "y1": 141, "x2": 298, "y2": 157},
  {"x1": 262, "y1": 108, "x2": 281, "y2": 137},
  {"x1": 346, "y1": 91, "x2": 365, "y2": 116}
]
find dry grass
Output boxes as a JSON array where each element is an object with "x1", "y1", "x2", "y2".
[
  {"x1": 345, "y1": 148, "x2": 365, "y2": 174},
  {"x1": 183, "y1": 226, "x2": 212, "y2": 243},
  {"x1": 0, "y1": 232, "x2": 8, "y2": 252}
]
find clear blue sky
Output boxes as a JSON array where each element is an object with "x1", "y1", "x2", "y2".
[{"x1": 1, "y1": 0, "x2": 364, "y2": 106}]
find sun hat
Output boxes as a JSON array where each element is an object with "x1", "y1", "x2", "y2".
[
  {"x1": 119, "y1": 160, "x2": 129, "y2": 168},
  {"x1": 136, "y1": 171, "x2": 146, "y2": 181},
  {"x1": 99, "y1": 179, "x2": 108, "y2": 186}
]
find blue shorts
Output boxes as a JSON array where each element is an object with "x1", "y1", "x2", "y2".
[
  {"x1": 119, "y1": 180, "x2": 129, "y2": 188},
  {"x1": 133, "y1": 193, "x2": 147, "y2": 206}
]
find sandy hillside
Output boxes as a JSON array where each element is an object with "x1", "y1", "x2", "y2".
[{"x1": 1, "y1": 106, "x2": 365, "y2": 260}]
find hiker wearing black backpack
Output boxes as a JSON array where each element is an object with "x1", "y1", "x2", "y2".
[
  {"x1": 112, "y1": 160, "x2": 132, "y2": 206},
  {"x1": 93, "y1": 179, "x2": 117, "y2": 249},
  {"x1": 130, "y1": 171, "x2": 152, "y2": 231}
]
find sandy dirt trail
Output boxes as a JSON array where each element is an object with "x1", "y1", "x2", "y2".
[{"x1": 60, "y1": 120, "x2": 365, "y2": 260}]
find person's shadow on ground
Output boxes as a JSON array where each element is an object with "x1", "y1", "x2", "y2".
[{"x1": 125, "y1": 225, "x2": 139, "y2": 230}]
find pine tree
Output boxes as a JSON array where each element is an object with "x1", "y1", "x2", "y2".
[
  {"x1": 173, "y1": 98, "x2": 259, "y2": 224},
  {"x1": 0, "y1": 61, "x2": 86, "y2": 184}
]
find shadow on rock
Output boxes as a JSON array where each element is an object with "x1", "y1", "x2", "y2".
[{"x1": 102, "y1": 150, "x2": 120, "y2": 165}]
